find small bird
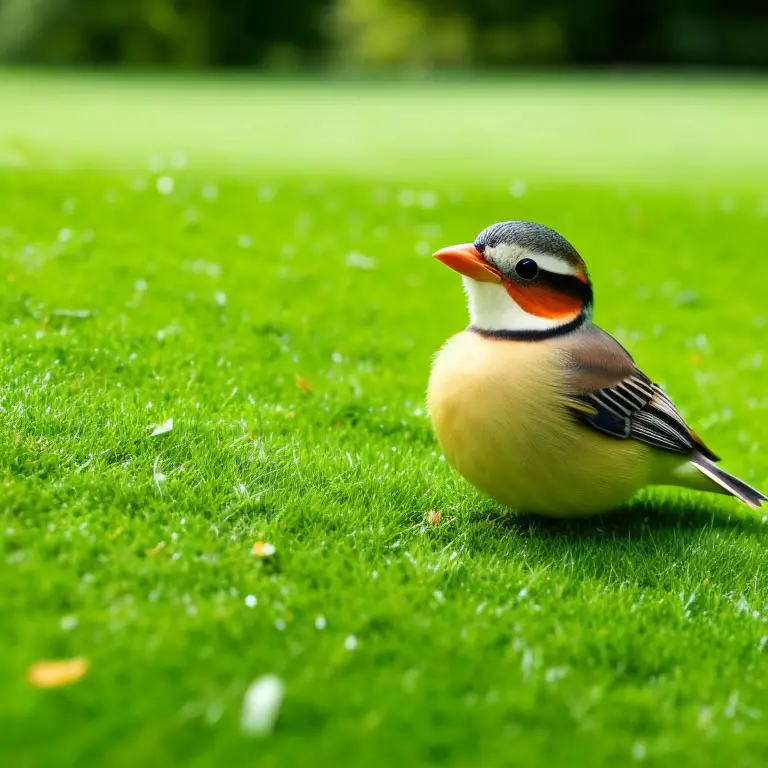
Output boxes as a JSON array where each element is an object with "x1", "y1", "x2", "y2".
[{"x1": 427, "y1": 221, "x2": 766, "y2": 517}]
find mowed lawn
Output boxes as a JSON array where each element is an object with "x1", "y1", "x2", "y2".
[{"x1": 2, "y1": 72, "x2": 768, "y2": 766}]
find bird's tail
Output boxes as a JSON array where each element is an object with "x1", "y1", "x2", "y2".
[{"x1": 691, "y1": 452, "x2": 767, "y2": 511}]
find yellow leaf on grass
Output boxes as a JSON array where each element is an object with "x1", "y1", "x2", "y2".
[
  {"x1": 27, "y1": 658, "x2": 88, "y2": 689},
  {"x1": 146, "y1": 541, "x2": 166, "y2": 558},
  {"x1": 106, "y1": 525, "x2": 124, "y2": 540},
  {"x1": 295, "y1": 375, "x2": 313, "y2": 393}
]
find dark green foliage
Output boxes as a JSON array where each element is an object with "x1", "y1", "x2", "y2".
[
  {"x1": 1, "y1": 0, "x2": 333, "y2": 67},
  {"x1": 438, "y1": 0, "x2": 768, "y2": 67},
  {"x1": 1, "y1": 0, "x2": 767, "y2": 67}
]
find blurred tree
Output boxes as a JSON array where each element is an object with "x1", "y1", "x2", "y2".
[
  {"x1": 0, "y1": 0, "x2": 333, "y2": 66},
  {"x1": 0, "y1": 0, "x2": 58, "y2": 59},
  {"x1": 327, "y1": 0, "x2": 471, "y2": 71},
  {"x1": 413, "y1": 0, "x2": 768, "y2": 67},
  {"x1": 0, "y1": 0, "x2": 766, "y2": 67}
]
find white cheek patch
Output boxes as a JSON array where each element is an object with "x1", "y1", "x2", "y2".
[{"x1": 462, "y1": 279, "x2": 566, "y2": 333}]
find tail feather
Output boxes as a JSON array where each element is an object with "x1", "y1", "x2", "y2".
[{"x1": 691, "y1": 453, "x2": 768, "y2": 511}]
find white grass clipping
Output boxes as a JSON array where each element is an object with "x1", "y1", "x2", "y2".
[
  {"x1": 150, "y1": 418, "x2": 174, "y2": 437},
  {"x1": 240, "y1": 675, "x2": 285, "y2": 737}
]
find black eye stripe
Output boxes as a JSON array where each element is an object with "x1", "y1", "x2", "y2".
[
  {"x1": 538, "y1": 269, "x2": 593, "y2": 305},
  {"x1": 485, "y1": 250, "x2": 591, "y2": 306}
]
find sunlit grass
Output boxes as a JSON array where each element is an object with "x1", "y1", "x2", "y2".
[
  {"x1": 2, "y1": 71, "x2": 768, "y2": 188},
  {"x1": 1, "y1": 71, "x2": 768, "y2": 766}
]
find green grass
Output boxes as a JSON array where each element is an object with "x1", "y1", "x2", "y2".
[{"x1": 2, "y1": 70, "x2": 768, "y2": 766}]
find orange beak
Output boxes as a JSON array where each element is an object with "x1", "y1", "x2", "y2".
[{"x1": 433, "y1": 243, "x2": 502, "y2": 283}]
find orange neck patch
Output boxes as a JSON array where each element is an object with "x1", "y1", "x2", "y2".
[{"x1": 504, "y1": 280, "x2": 584, "y2": 320}]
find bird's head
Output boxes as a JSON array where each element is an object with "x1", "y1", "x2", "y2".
[{"x1": 434, "y1": 221, "x2": 593, "y2": 338}]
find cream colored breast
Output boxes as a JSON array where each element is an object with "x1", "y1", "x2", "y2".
[{"x1": 427, "y1": 330, "x2": 652, "y2": 516}]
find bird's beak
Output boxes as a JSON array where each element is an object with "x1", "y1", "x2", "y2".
[{"x1": 433, "y1": 243, "x2": 502, "y2": 283}]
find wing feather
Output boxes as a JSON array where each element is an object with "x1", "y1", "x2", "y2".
[{"x1": 561, "y1": 326, "x2": 720, "y2": 461}]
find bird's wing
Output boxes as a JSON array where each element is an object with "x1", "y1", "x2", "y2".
[{"x1": 560, "y1": 325, "x2": 719, "y2": 461}]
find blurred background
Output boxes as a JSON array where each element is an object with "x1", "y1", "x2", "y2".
[{"x1": 1, "y1": 0, "x2": 767, "y2": 70}]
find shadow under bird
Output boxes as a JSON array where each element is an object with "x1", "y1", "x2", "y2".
[{"x1": 427, "y1": 221, "x2": 766, "y2": 518}]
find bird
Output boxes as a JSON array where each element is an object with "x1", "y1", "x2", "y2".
[{"x1": 427, "y1": 220, "x2": 766, "y2": 518}]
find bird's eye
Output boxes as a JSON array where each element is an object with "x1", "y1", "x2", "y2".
[{"x1": 515, "y1": 258, "x2": 539, "y2": 280}]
